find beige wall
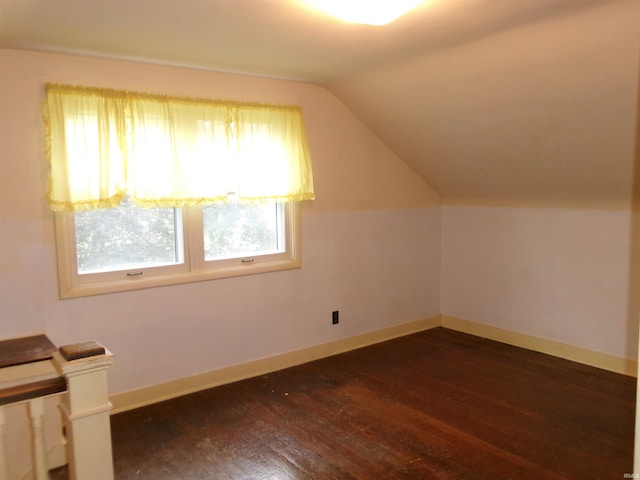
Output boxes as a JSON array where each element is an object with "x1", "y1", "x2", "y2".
[
  {"x1": 1, "y1": 44, "x2": 636, "y2": 405},
  {"x1": 328, "y1": 0, "x2": 639, "y2": 368},
  {"x1": 441, "y1": 205, "x2": 636, "y2": 361},
  {"x1": 0, "y1": 49, "x2": 441, "y2": 394}
]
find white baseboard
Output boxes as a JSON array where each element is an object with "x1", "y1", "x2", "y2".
[
  {"x1": 441, "y1": 315, "x2": 637, "y2": 377},
  {"x1": 110, "y1": 315, "x2": 442, "y2": 414},
  {"x1": 110, "y1": 314, "x2": 637, "y2": 414}
]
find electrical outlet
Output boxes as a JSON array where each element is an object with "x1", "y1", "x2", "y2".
[{"x1": 332, "y1": 310, "x2": 339, "y2": 325}]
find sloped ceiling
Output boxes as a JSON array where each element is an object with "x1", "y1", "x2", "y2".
[
  {"x1": 1, "y1": 0, "x2": 638, "y2": 207},
  {"x1": 331, "y1": 0, "x2": 640, "y2": 207}
]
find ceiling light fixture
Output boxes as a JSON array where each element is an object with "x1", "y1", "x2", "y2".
[{"x1": 303, "y1": 0, "x2": 425, "y2": 26}]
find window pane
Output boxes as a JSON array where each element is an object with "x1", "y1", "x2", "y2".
[
  {"x1": 203, "y1": 203, "x2": 283, "y2": 261},
  {"x1": 75, "y1": 196, "x2": 183, "y2": 274}
]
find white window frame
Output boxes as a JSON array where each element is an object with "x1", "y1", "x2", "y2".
[{"x1": 53, "y1": 202, "x2": 301, "y2": 299}]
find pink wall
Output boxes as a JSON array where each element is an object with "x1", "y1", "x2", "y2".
[
  {"x1": 1, "y1": 47, "x2": 635, "y2": 401},
  {"x1": 0, "y1": 49, "x2": 441, "y2": 394},
  {"x1": 441, "y1": 205, "x2": 637, "y2": 360}
]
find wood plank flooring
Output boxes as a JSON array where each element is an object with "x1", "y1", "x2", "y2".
[{"x1": 54, "y1": 327, "x2": 636, "y2": 479}]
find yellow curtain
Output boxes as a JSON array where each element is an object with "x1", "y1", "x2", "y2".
[{"x1": 44, "y1": 84, "x2": 315, "y2": 212}]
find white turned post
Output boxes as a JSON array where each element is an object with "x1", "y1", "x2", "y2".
[
  {"x1": 53, "y1": 344, "x2": 114, "y2": 480},
  {"x1": 0, "y1": 407, "x2": 7, "y2": 480},
  {"x1": 27, "y1": 397, "x2": 48, "y2": 480}
]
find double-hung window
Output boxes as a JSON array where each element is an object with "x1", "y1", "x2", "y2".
[{"x1": 44, "y1": 85, "x2": 314, "y2": 298}]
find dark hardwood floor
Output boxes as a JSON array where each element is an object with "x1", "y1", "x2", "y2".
[{"x1": 53, "y1": 327, "x2": 636, "y2": 479}]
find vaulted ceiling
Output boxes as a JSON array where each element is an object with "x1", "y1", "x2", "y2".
[{"x1": 1, "y1": 0, "x2": 638, "y2": 207}]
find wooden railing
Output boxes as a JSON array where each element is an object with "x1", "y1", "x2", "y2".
[{"x1": 0, "y1": 335, "x2": 114, "y2": 480}]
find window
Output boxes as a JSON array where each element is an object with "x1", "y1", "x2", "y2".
[
  {"x1": 45, "y1": 85, "x2": 313, "y2": 298},
  {"x1": 53, "y1": 199, "x2": 300, "y2": 298}
]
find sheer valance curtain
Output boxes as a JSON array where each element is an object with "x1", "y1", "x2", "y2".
[{"x1": 44, "y1": 84, "x2": 315, "y2": 213}]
